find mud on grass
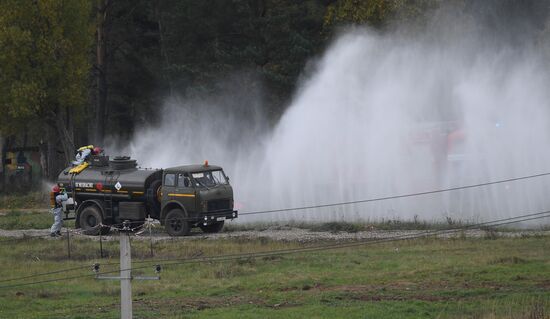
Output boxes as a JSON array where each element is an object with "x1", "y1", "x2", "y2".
[{"x1": 0, "y1": 235, "x2": 548, "y2": 318}]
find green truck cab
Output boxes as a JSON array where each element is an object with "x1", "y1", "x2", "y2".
[{"x1": 161, "y1": 163, "x2": 237, "y2": 236}]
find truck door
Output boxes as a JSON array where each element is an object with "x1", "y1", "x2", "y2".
[
  {"x1": 161, "y1": 172, "x2": 176, "y2": 209},
  {"x1": 176, "y1": 173, "x2": 196, "y2": 213}
]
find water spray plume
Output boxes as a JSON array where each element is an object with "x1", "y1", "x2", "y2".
[{"x1": 120, "y1": 17, "x2": 550, "y2": 225}]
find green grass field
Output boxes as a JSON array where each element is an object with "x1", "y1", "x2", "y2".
[
  {"x1": 0, "y1": 233, "x2": 548, "y2": 318},
  {"x1": 0, "y1": 196, "x2": 548, "y2": 318}
]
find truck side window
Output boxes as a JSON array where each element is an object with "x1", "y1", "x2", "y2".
[
  {"x1": 177, "y1": 174, "x2": 190, "y2": 187},
  {"x1": 164, "y1": 174, "x2": 175, "y2": 186}
]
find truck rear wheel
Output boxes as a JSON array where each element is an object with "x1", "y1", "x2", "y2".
[
  {"x1": 200, "y1": 221, "x2": 224, "y2": 233},
  {"x1": 165, "y1": 209, "x2": 190, "y2": 236},
  {"x1": 147, "y1": 180, "x2": 162, "y2": 216},
  {"x1": 79, "y1": 205, "x2": 110, "y2": 236}
]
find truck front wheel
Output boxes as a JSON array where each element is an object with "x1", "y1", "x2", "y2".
[
  {"x1": 165, "y1": 209, "x2": 190, "y2": 236},
  {"x1": 79, "y1": 205, "x2": 110, "y2": 236}
]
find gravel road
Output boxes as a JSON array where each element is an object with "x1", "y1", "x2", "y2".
[
  {"x1": 0, "y1": 225, "x2": 547, "y2": 243},
  {"x1": 1, "y1": 209, "x2": 548, "y2": 242}
]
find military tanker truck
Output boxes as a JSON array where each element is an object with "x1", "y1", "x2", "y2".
[{"x1": 56, "y1": 155, "x2": 237, "y2": 236}]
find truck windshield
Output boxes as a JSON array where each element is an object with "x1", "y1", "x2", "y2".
[{"x1": 191, "y1": 170, "x2": 228, "y2": 187}]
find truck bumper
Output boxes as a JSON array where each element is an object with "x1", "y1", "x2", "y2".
[{"x1": 198, "y1": 210, "x2": 238, "y2": 223}]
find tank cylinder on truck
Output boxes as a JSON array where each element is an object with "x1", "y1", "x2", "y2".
[{"x1": 57, "y1": 156, "x2": 163, "y2": 216}]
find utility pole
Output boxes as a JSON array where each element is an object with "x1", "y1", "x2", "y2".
[
  {"x1": 120, "y1": 223, "x2": 132, "y2": 319},
  {"x1": 94, "y1": 221, "x2": 161, "y2": 319}
]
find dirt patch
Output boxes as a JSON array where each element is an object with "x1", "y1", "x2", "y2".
[
  {"x1": 278, "y1": 283, "x2": 417, "y2": 294},
  {"x1": 537, "y1": 280, "x2": 550, "y2": 290},
  {"x1": 278, "y1": 280, "x2": 512, "y2": 298},
  {"x1": 269, "y1": 301, "x2": 303, "y2": 309},
  {"x1": 351, "y1": 293, "x2": 451, "y2": 302},
  {"x1": 135, "y1": 295, "x2": 265, "y2": 311},
  {"x1": 318, "y1": 284, "x2": 377, "y2": 292},
  {"x1": 315, "y1": 283, "x2": 455, "y2": 302},
  {"x1": 278, "y1": 283, "x2": 325, "y2": 292},
  {"x1": 488, "y1": 256, "x2": 528, "y2": 265}
]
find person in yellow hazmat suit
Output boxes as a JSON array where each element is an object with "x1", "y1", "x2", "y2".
[{"x1": 72, "y1": 145, "x2": 93, "y2": 165}]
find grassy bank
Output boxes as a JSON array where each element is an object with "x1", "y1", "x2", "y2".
[
  {"x1": 0, "y1": 191, "x2": 49, "y2": 210},
  {"x1": 0, "y1": 235, "x2": 548, "y2": 318},
  {"x1": 0, "y1": 210, "x2": 55, "y2": 230},
  {"x1": 224, "y1": 220, "x2": 459, "y2": 233},
  {"x1": 224, "y1": 219, "x2": 550, "y2": 233}
]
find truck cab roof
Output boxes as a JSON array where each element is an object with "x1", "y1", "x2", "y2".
[{"x1": 164, "y1": 164, "x2": 223, "y2": 173}]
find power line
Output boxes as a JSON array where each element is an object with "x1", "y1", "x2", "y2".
[
  {"x1": 2, "y1": 171, "x2": 550, "y2": 281},
  {"x1": 105, "y1": 171, "x2": 550, "y2": 227},
  {"x1": 2, "y1": 210, "x2": 549, "y2": 286},
  {"x1": 0, "y1": 266, "x2": 90, "y2": 284},
  {"x1": 88, "y1": 171, "x2": 550, "y2": 226},
  {"x1": 239, "y1": 172, "x2": 550, "y2": 216},
  {"x1": 1, "y1": 210, "x2": 548, "y2": 289},
  {"x1": 90, "y1": 212, "x2": 550, "y2": 278},
  {"x1": 0, "y1": 230, "x2": 119, "y2": 283},
  {"x1": 129, "y1": 210, "x2": 550, "y2": 266},
  {"x1": 0, "y1": 273, "x2": 92, "y2": 289},
  {"x1": 136, "y1": 213, "x2": 550, "y2": 272},
  {"x1": 3, "y1": 171, "x2": 547, "y2": 245},
  {"x1": 0, "y1": 260, "x2": 120, "y2": 284}
]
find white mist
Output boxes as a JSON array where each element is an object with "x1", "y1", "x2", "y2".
[{"x1": 119, "y1": 26, "x2": 550, "y2": 225}]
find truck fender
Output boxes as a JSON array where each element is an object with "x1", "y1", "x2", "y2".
[
  {"x1": 75, "y1": 199, "x2": 106, "y2": 228},
  {"x1": 160, "y1": 200, "x2": 187, "y2": 224}
]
